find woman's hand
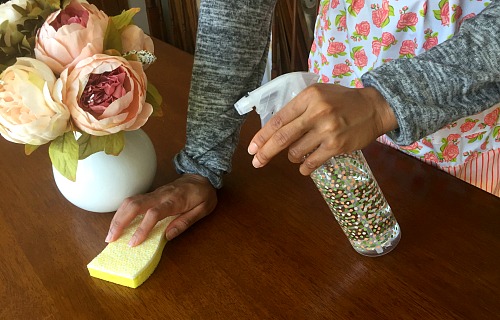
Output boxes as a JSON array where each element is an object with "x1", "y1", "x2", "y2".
[
  {"x1": 248, "y1": 84, "x2": 397, "y2": 175},
  {"x1": 105, "y1": 174, "x2": 217, "y2": 247}
]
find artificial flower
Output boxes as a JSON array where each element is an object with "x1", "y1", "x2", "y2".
[
  {"x1": 121, "y1": 24, "x2": 156, "y2": 69},
  {"x1": 0, "y1": 0, "x2": 58, "y2": 71},
  {"x1": 34, "y1": 0, "x2": 109, "y2": 74},
  {"x1": 58, "y1": 54, "x2": 152, "y2": 136},
  {"x1": 0, "y1": 57, "x2": 71, "y2": 145},
  {"x1": 0, "y1": 0, "x2": 161, "y2": 181},
  {"x1": 121, "y1": 24, "x2": 154, "y2": 54}
]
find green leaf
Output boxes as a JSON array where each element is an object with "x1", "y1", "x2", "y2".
[
  {"x1": 42, "y1": 0, "x2": 61, "y2": 10},
  {"x1": 352, "y1": 46, "x2": 363, "y2": 53},
  {"x1": 381, "y1": 18, "x2": 390, "y2": 28},
  {"x1": 389, "y1": 6, "x2": 395, "y2": 16},
  {"x1": 103, "y1": 19, "x2": 123, "y2": 52},
  {"x1": 49, "y1": 132, "x2": 79, "y2": 182},
  {"x1": 146, "y1": 82, "x2": 164, "y2": 117},
  {"x1": 493, "y1": 126, "x2": 500, "y2": 139},
  {"x1": 78, "y1": 132, "x2": 125, "y2": 160},
  {"x1": 103, "y1": 132, "x2": 125, "y2": 156},
  {"x1": 12, "y1": 4, "x2": 27, "y2": 16},
  {"x1": 438, "y1": 0, "x2": 448, "y2": 8},
  {"x1": 24, "y1": 144, "x2": 39, "y2": 155},
  {"x1": 433, "y1": 9, "x2": 442, "y2": 20},
  {"x1": 111, "y1": 8, "x2": 140, "y2": 31}
]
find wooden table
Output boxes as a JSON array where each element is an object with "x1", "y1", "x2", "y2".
[{"x1": 1, "y1": 40, "x2": 499, "y2": 320}]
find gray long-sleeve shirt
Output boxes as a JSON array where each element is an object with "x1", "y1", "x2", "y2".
[
  {"x1": 362, "y1": 0, "x2": 500, "y2": 145},
  {"x1": 173, "y1": 0, "x2": 277, "y2": 188},
  {"x1": 174, "y1": 0, "x2": 500, "y2": 189}
]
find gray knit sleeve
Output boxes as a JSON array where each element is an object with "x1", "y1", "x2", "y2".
[
  {"x1": 361, "y1": 0, "x2": 500, "y2": 145},
  {"x1": 173, "y1": 0, "x2": 276, "y2": 188}
]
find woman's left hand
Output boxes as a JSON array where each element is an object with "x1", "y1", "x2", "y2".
[{"x1": 247, "y1": 84, "x2": 397, "y2": 175}]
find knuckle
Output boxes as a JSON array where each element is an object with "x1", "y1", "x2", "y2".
[
  {"x1": 322, "y1": 139, "x2": 336, "y2": 152},
  {"x1": 122, "y1": 196, "x2": 142, "y2": 212},
  {"x1": 258, "y1": 151, "x2": 270, "y2": 162},
  {"x1": 110, "y1": 218, "x2": 122, "y2": 229},
  {"x1": 133, "y1": 226, "x2": 146, "y2": 237},
  {"x1": 303, "y1": 157, "x2": 319, "y2": 170},
  {"x1": 145, "y1": 207, "x2": 162, "y2": 221},
  {"x1": 254, "y1": 133, "x2": 267, "y2": 146},
  {"x1": 288, "y1": 148, "x2": 302, "y2": 163},
  {"x1": 269, "y1": 114, "x2": 284, "y2": 130},
  {"x1": 176, "y1": 217, "x2": 192, "y2": 232},
  {"x1": 303, "y1": 84, "x2": 321, "y2": 98},
  {"x1": 272, "y1": 130, "x2": 290, "y2": 147}
]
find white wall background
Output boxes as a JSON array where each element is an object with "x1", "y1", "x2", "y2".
[{"x1": 129, "y1": 0, "x2": 150, "y2": 34}]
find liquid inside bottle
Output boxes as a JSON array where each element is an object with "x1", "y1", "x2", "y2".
[{"x1": 310, "y1": 150, "x2": 401, "y2": 256}]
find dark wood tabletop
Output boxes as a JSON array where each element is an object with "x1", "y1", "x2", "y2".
[{"x1": 1, "y1": 39, "x2": 499, "y2": 320}]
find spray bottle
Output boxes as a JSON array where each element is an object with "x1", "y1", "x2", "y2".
[{"x1": 234, "y1": 72, "x2": 401, "y2": 256}]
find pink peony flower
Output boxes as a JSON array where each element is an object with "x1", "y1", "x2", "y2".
[
  {"x1": 381, "y1": 32, "x2": 396, "y2": 47},
  {"x1": 442, "y1": 144, "x2": 459, "y2": 161},
  {"x1": 353, "y1": 78, "x2": 363, "y2": 88},
  {"x1": 58, "y1": 54, "x2": 152, "y2": 136},
  {"x1": 372, "y1": 39, "x2": 382, "y2": 56},
  {"x1": 424, "y1": 152, "x2": 439, "y2": 163},
  {"x1": 355, "y1": 21, "x2": 370, "y2": 37},
  {"x1": 353, "y1": 49, "x2": 368, "y2": 68},
  {"x1": 310, "y1": 40, "x2": 317, "y2": 53},
  {"x1": 121, "y1": 25, "x2": 154, "y2": 54},
  {"x1": 399, "y1": 39, "x2": 417, "y2": 56},
  {"x1": 397, "y1": 12, "x2": 418, "y2": 29},
  {"x1": 453, "y1": 5, "x2": 463, "y2": 22},
  {"x1": 321, "y1": 53, "x2": 328, "y2": 65},
  {"x1": 483, "y1": 108, "x2": 499, "y2": 126},
  {"x1": 351, "y1": 0, "x2": 365, "y2": 14},
  {"x1": 423, "y1": 36, "x2": 438, "y2": 50},
  {"x1": 440, "y1": 2, "x2": 450, "y2": 26},
  {"x1": 465, "y1": 132, "x2": 481, "y2": 140},
  {"x1": 332, "y1": 63, "x2": 351, "y2": 76},
  {"x1": 480, "y1": 140, "x2": 488, "y2": 150},
  {"x1": 327, "y1": 39, "x2": 346, "y2": 56},
  {"x1": 372, "y1": 0, "x2": 390, "y2": 28},
  {"x1": 447, "y1": 133, "x2": 461, "y2": 141},
  {"x1": 422, "y1": 2, "x2": 427, "y2": 15},
  {"x1": 460, "y1": 120, "x2": 476, "y2": 132},
  {"x1": 34, "y1": 0, "x2": 109, "y2": 75},
  {"x1": 338, "y1": 15, "x2": 347, "y2": 29},
  {"x1": 400, "y1": 142, "x2": 420, "y2": 150},
  {"x1": 422, "y1": 138, "x2": 433, "y2": 148},
  {"x1": 0, "y1": 58, "x2": 70, "y2": 145}
]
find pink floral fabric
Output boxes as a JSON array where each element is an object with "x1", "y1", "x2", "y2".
[{"x1": 309, "y1": 0, "x2": 499, "y2": 196}]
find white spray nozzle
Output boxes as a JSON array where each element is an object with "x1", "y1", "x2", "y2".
[{"x1": 234, "y1": 72, "x2": 320, "y2": 127}]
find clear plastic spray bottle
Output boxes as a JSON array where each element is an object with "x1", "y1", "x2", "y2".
[{"x1": 235, "y1": 72, "x2": 401, "y2": 256}]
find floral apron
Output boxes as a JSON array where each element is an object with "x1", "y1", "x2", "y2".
[{"x1": 308, "y1": 0, "x2": 500, "y2": 196}]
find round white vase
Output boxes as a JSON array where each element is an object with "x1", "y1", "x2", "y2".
[{"x1": 52, "y1": 129, "x2": 157, "y2": 213}]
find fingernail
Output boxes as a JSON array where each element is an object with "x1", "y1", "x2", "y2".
[
  {"x1": 252, "y1": 157, "x2": 263, "y2": 168},
  {"x1": 128, "y1": 234, "x2": 137, "y2": 247},
  {"x1": 166, "y1": 228, "x2": 178, "y2": 241},
  {"x1": 248, "y1": 142, "x2": 258, "y2": 155},
  {"x1": 105, "y1": 231, "x2": 112, "y2": 243}
]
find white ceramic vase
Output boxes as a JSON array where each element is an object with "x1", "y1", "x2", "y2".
[{"x1": 52, "y1": 129, "x2": 157, "y2": 213}]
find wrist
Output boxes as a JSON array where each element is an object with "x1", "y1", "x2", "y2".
[{"x1": 360, "y1": 86, "x2": 398, "y2": 135}]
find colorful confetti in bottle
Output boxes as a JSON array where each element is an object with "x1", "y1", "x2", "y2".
[{"x1": 310, "y1": 150, "x2": 401, "y2": 256}]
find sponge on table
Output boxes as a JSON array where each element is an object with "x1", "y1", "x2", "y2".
[{"x1": 87, "y1": 215, "x2": 175, "y2": 288}]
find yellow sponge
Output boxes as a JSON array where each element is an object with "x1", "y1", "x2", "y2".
[{"x1": 87, "y1": 215, "x2": 175, "y2": 288}]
